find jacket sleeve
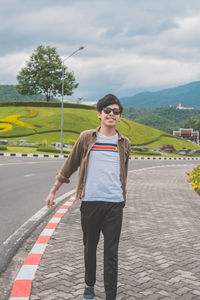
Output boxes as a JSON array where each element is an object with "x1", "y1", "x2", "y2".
[
  {"x1": 55, "y1": 132, "x2": 85, "y2": 183},
  {"x1": 125, "y1": 138, "x2": 131, "y2": 179}
]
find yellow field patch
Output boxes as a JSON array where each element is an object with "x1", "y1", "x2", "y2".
[
  {"x1": 0, "y1": 123, "x2": 13, "y2": 133},
  {"x1": 0, "y1": 114, "x2": 36, "y2": 132},
  {"x1": 27, "y1": 108, "x2": 38, "y2": 118}
]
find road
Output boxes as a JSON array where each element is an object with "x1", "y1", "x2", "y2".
[
  {"x1": 0, "y1": 156, "x2": 77, "y2": 246},
  {"x1": 0, "y1": 156, "x2": 199, "y2": 247}
]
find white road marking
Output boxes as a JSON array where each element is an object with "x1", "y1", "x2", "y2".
[
  {"x1": 128, "y1": 164, "x2": 197, "y2": 173},
  {"x1": 16, "y1": 265, "x2": 38, "y2": 280},
  {"x1": 57, "y1": 208, "x2": 69, "y2": 214},
  {"x1": 63, "y1": 201, "x2": 73, "y2": 206},
  {"x1": 0, "y1": 160, "x2": 63, "y2": 166},
  {"x1": 49, "y1": 217, "x2": 61, "y2": 223},
  {"x1": 40, "y1": 228, "x2": 55, "y2": 236},
  {"x1": 24, "y1": 173, "x2": 36, "y2": 177},
  {"x1": 30, "y1": 244, "x2": 47, "y2": 254}
]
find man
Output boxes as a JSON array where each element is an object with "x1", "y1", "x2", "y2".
[{"x1": 46, "y1": 94, "x2": 130, "y2": 300}]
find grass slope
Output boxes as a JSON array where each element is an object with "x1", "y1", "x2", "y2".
[
  {"x1": 0, "y1": 105, "x2": 200, "y2": 151},
  {"x1": 0, "y1": 85, "x2": 48, "y2": 101}
]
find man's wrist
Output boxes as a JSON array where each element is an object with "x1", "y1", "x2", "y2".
[{"x1": 51, "y1": 184, "x2": 59, "y2": 193}]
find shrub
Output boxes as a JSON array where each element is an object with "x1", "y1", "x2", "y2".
[
  {"x1": 67, "y1": 140, "x2": 75, "y2": 146},
  {"x1": 36, "y1": 145, "x2": 70, "y2": 154},
  {"x1": 0, "y1": 145, "x2": 7, "y2": 150},
  {"x1": 161, "y1": 144, "x2": 176, "y2": 151},
  {"x1": 0, "y1": 101, "x2": 96, "y2": 110},
  {"x1": 187, "y1": 166, "x2": 200, "y2": 196},
  {"x1": 131, "y1": 151, "x2": 161, "y2": 156},
  {"x1": 42, "y1": 139, "x2": 48, "y2": 146}
]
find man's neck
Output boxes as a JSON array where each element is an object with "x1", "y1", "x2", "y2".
[{"x1": 99, "y1": 125, "x2": 116, "y2": 137}]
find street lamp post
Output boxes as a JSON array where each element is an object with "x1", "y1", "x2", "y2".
[{"x1": 60, "y1": 46, "x2": 84, "y2": 155}]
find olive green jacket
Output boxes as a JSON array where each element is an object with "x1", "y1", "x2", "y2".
[{"x1": 56, "y1": 127, "x2": 130, "y2": 203}]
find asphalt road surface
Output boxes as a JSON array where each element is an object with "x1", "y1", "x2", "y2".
[
  {"x1": 0, "y1": 157, "x2": 77, "y2": 246},
  {"x1": 0, "y1": 156, "x2": 199, "y2": 247}
]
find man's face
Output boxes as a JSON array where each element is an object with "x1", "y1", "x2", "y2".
[{"x1": 98, "y1": 104, "x2": 121, "y2": 128}]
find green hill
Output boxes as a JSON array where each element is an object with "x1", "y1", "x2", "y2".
[
  {"x1": 0, "y1": 85, "x2": 57, "y2": 102},
  {"x1": 123, "y1": 106, "x2": 200, "y2": 134},
  {"x1": 120, "y1": 81, "x2": 200, "y2": 109},
  {"x1": 1, "y1": 102, "x2": 200, "y2": 152}
]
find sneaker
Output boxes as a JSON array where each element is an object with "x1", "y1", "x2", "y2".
[{"x1": 83, "y1": 286, "x2": 95, "y2": 300}]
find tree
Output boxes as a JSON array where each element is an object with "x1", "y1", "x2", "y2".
[
  {"x1": 183, "y1": 117, "x2": 200, "y2": 131},
  {"x1": 76, "y1": 97, "x2": 83, "y2": 104},
  {"x1": 16, "y1": 45, "x2": 78, "y2": 102}
]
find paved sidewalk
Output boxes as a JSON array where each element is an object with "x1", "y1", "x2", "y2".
[{"x1": 30, "y1": 164, "x2": 200, "y2": 300}]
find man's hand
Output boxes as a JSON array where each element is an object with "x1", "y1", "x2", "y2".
[
  {"x1": 46, "y1": 192, "x2": 56, "y2": 208},
  {"x1": 46, "y1": 181, "x2": 62, "y2": 208}
]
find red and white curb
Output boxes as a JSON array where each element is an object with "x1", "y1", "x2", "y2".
[
  {"x1": 1, "y1": 152, "x2": 200, "y2": 161},
  {"x1": 0, "y1": 152, "x2": 68, "y2": 158},
  {"x1": 9, "y1": 194, "x2": 76, "y2": 300},
  {"x1": 130, "y1": 156, "x2": 200, "y2": 161}
]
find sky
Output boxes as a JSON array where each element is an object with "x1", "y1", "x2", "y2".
[{"x1": 1, "y1": 0, "x2": 200, "y2": 102}]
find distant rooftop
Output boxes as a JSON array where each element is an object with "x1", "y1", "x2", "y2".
[
  {"x1": 173, "y1": 128, "x2": 199, "y2": 144},
  {"x1": 176, "y1": 103, "x2": 194, "y2": 110}
]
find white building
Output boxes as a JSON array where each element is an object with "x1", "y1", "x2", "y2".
[
  {"x1": 173, "y1": 128, "x2": 199, "y2": 144},
  {"x1": 176, "y1": 103, "x2": 194, "y2": 110}
]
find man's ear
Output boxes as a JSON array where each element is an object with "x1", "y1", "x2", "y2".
[{"x1": 97, "y1": 111, "x2": 101, "y2": 120}]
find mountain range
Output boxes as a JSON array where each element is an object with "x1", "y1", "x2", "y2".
[
  {"x1": 120, "y1": 81, "x2": 200, "y2": 109},
  {"x1": 1, "y1": 81, "x2": 200, "y2": 109},
  {"x1": 0, "y1": 85, "x2": 58, "y2": 102}
]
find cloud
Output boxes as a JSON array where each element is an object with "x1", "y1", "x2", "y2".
[
  {"x1": 0, "y1": 51, "x2": 30, "y2": 84},
  {"x1": 1, "y1": 0, "x2": 200, "y2": 99}
]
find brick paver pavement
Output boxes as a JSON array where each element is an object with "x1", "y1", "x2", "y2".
[{"x1": 30, "y1": 164, "x2": 200, "y2": 300}]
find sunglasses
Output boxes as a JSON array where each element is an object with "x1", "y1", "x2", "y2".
[{"x1": 103, "y1": 108, "x2": 121, "y2": 115}]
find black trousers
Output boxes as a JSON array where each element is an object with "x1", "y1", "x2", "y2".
[{"x1": 80, "y1": 201, "x2": 124, "y2": 300}]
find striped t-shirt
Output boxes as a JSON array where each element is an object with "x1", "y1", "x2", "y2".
[{"x1": 82, "y1": 132, "x2": 123, "y2": 202}]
